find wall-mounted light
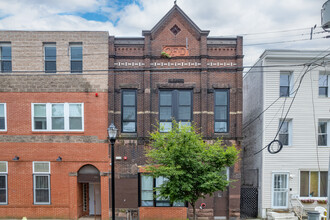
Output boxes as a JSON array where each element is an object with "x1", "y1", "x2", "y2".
[
  {"x1": 56, "y1": 156, "x2": 62, "y2": 162},
  {"x1": 13, "y1": 156, "x2": 19, "y2": 161}
]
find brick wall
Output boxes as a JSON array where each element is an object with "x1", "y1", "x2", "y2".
[{"x1": 139, "y1": 207, "x2": 187, "y2": 220}]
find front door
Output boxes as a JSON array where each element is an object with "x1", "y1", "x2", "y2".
[
  {"x1": 89, "y1": 183, "x2": 101, "y2": 215},
  {"x1": 272, "y1": 173, "x2": 289, "y2": 209}
]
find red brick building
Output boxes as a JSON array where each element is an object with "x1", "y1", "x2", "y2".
[
  {"x1": 109, "y1": 4, "x2": 243, "y2": 219},
  {"x1": 0, "y1": 31, "x2": 110, "y2": 219}
]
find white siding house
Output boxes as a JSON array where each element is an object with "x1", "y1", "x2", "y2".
[{"x1": 243, "y1": 50, "x2": 330, "y2": 218}]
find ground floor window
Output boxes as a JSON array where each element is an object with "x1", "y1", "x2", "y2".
[
  {"x1": 300, "y1": 171, "x2": 328, "y2": 197},
  {"x1": 33, "y1": 162, "x2": 51, "y2": 204},
  {"x1": 139, "y1": 174, "x2": 185, "y2": 207},
  {"x1": 0, "y1": 161, "x2": 7, "y2": 205}
]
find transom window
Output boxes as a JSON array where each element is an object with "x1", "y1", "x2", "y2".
[
  {"x1": 0, "y1": 43, "x2": 11, "y2": 73},
  {"x1": 32, "y1": 103, "x2": 84, "y2": 131},
  {"x1": 159, "y1": 90, "x2": 192, "y2": 132},
  {"x1": 33, "y1": 162, "x2": 50, "y2": 205},
  {"x1": 70, "y1": 43, "x2": 82, "y2": 73},
  {"x1": 44, "y1": 43, "x2": 56, "y2": 73},
  {"x1": 300, "y1": 171, "x2": 328, "y2": 197},
  {"x1": 121, "y1": 90, "x2": 137, "y2": 133},
  {"x1": 0, "y1": 161, "x2": 8, "y2": 205},
  {"x1": 280, "y1": 72, "x2": 292, "y2": 97},
  {"x1": 214, "y1": 90, "x2": 229, "y2": 133},
  {"x1": 0, "y1": 103, "x2": 6, "y2": 131}
]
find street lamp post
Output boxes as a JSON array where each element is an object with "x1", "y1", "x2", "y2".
[{"x1": 108, "y1": 123, "x2": 117, "y2": 220}]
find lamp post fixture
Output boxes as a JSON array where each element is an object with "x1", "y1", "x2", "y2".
[{"x1": 108, "y1": 123, "x2": 117, "y2": 220}]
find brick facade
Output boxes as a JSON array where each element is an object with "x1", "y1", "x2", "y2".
[
  {"x1": 109, "y1": 5, "x2": 242, "y2": 220},
  {"x1": 0, "y1": 31, "x2": 110, "y2": 219}
]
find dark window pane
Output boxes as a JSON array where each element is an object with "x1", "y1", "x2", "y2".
[
  {"x1": 279, "y1": 134, "x2": 288, "y2": 145},
  {"x1": 1, "y1": 47, "x2": 11, "y2": 60},
  {"x1": 179, "y1": 91, "x2": 191, "y2": 105},
  {"x1": 71, "y1": 46, "x2": 82, "y2": 60},
  {"x1": 45, "y1": 47, "x2": 56, "y2": 60},
  {"x1": 123, "y1": 92, "x2": 136, "y2": 105},
  {"x1": 36, "y1": 189, "x2": 49, "y2": 203},
  {"x1": 215, "y1": 122, "x2": 227, "y2": 133},
  {"x1": 215, "y1": 106, "x2": 227, "y2": 120},
  {"x1": 45, "y1": 61, "x2": 56, "y2": 73},
  {"x1": 1, "y1": 61, "x2": 12, "y2": 72},
  {"x1": 215, "y1": 92, "x2": 227, "y2": 105},
  {"x1": 280, "y1": 74, "x2": 290, "y2": 86},
  {"x1": 160, "y1": 107, "x2": 172, "y2": 120},
  {"x1": 36, "y1": 176, "x2": 49, "y2": 188},
  {"x1": 0, "y1": 176, "x2": 5, "y2": 188},
  {"x1": 52, "y1": 117, "x2": 64, "y2": 130},
  {"x1": 320, "y1": 171, "x2": 328, "y2": 197},
  {"x1": 300, "y1": 171, "x2": 309, "y2": 197},
  {"x1": 280, "y1": 86, "x2": 289, "y2": 97},
  {"x1": 160, "y1": 92, "x2": 172, "y2": 106},
  {"x1": 123, "y1": 107, "x2": 136, "y2": 120},
  {"x1": 319, "y1": 122, "x2": 327, "y2": 133},
  {"x1": 318, "y1": 134, "x2": 327, "y2": 146},
  {"x1": 69, "y1": 117, "x2": 82, "y2": 130},
  {"x1": 71, "y1": 61, "x2": 82, "y2": 73},
  {"x1": 178, "y1": 106, "x2": 191, "y2": 120},
  {"x1": 0, "y1": 189, "x2": 6, "y2": 203},
  {"x1": 0, "y1": 118, "x2": 4, "y2": 130},
  {"x1": 34, "y1": 117, "x2": 47, "y2": 130},
  {"x1": 319, "y1": 88, "x2": 328, "y2": 97}
]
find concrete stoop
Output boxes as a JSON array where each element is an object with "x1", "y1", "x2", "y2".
[{"x1": 267, "y1": 212, "x2": 298, "y2": 220}]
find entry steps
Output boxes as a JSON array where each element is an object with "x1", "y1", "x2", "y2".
[{"x1": 267, "y1": 212, "x2": 298, "y2": 220}]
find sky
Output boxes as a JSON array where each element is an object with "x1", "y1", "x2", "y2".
[{"x1": 0, "y1": 0, "x2": 329, "y2": 69}]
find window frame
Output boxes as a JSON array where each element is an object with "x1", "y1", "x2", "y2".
[
  {"x1": 279, "y1": 72, "x2": 293, "y2": 97},
  {"x1": 318, "y1": 120, "x2": 330, "y2": 147},
  {"x1": 299, "y1": 170, "x2": 328, "y2": 198},
  {"x1": 214, "y1": 89, "x2": 229, "y2": 133},
  {"x1": 70, "y1": 43, "x2": 83, "y2": 73},
  {"x1": 0, "y1": 103, "x2": 7, "y2": 131},
  {"x1": 278, "y1": 119, "x2": 292, "y2": 146},
  {"x1": 0, "y1": 43, "x2": 12, "y2": 73},
  {"x1": 44, "y1": 43, "x2": 56, "y2": 73},
  {"x1": 0, "y1": 161, "x2": 8, "y2": 205},
  {"x1": 158, "y1": 89, "x2": 193, "y2": 132},
  {"x1": 31, "y1": 103, "x2": 84, "y2": 132},
  {"x1": 33, "y1": 162, "x2": 51, "y2": 205},
  {"x1": 121, "y1": 89, "x2": 137, "y2": 133}
]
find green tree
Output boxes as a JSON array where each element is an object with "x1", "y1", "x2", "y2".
[{"x1": 145, "y1": 121, "x2": 239, "y2": 220}]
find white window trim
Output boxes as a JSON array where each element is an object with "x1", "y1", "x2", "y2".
[
  {"x1": 33, "y1": 174, "x2": 51, "y2": 205},
  {"x1": 279, "y1": 119, "x2": 292, "y2": 146},
  {"x1": 31, "y1": 103, "x2": 84, "y2": 132},
  {"x1": 271, "y1": 172, "x2": 289, "y2": 209},
  {"x1": 0, "y1": 161, "x2": 8, "y2": 205},
  {"x1": 33, "y1": 161, "x2": 50, "y2": 174},
  {"x1": 0, "y1": 161, "x2": 8, "y2": 174},
  {"x1": 0, "y1": 103, "x2": 7, "y2": 131},
  {"x1": 280, "y1": 71, "x2": 294, "y2": 97},
  {"x1": 318, "y1": 120, "x2": 330, "y2": 147}
]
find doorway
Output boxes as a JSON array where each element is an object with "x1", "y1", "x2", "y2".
[
  {"x1": 89, "y1": 183, "x2": 101, "y2": 215},
  {"x1": 272, "y1": 173, "x2": 289, "y2": 209}
]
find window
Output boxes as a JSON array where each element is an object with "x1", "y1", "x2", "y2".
[
  {"x1": 214, "y1": 90, "x2": 229, "y2": 133},
  {"x1": 0, "y1": 103, "x2": 6, "y2": 131},
  {"x1": 300, "y1": 171, "x2": 328, "y2": 197},
  {"x1": 159, "y1": 90, "x2": 192, "y2": 132},
  {"x1": 32, "y1": 103, "x2": 83, "y2": 131},
  {"x1": 280, "y1": 72, "x2": 292, "y2": 97},
  {"x1": 0, "y1": 161, "x2": 8, "y2": 205},
  {"x1": 140, "y1": 175, "x2": 185, "y2": 207},
  {"x1": 0, "y1": 44, "x2": 11, "y2": 73},
  {"x1": 318, "y1": 121, "x2": 328, "y2": 146},
  {"x1": 33, "y1": 162, "x2": 50, "y2": 205},
  {"x1": 319, "y1": 74, "x2": 329, "y2": 97},
  {"x1": 70, "y1": 43, "x2": 82, "y2": 73},
  {"x1": 279, "y1": 120, "x2": 292, "y2": 146},
  {"x1": 121, "y1": 90, "x2": 137, "y2": 133},
  {"x1": 44, "y1": 44, "x2": 56, "y2": 73}
]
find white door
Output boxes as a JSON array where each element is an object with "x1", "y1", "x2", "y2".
[
  {"x1": 89, "y1": 183, "x2": 101, "y2": 215},
  {"x1": 272, "y1": 173, "x2": 289, "y2": 209}
]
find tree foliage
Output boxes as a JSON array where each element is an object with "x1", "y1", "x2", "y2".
[{"x1": 145, "y1": 121, "x2": 239, "y2": 215}]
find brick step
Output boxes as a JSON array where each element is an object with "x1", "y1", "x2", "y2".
[{"x1": 188, "y1": 209, "x2": 214, "y2": 217}]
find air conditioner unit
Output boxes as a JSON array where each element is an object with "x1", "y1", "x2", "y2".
[{"x1": 322, "y1": 0, "x2": 330, "y2": 29}]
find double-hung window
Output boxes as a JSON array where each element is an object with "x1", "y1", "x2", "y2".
[
  {"x1": 0, "y1": 43, "x2": 11, "y2": 73},
  {"x1": 280, "y1": 72, "x2": 292, "y2": 97},
  {"x1": 279, "y1": 120, "x2": 292, "y2": 146},
  {"x1": 159, "y1": 90, "x2": 192, "y2": 132},
  {"x1": 121, "y1": 90, "x2": 137, "y2": 133},
  {"x1": 33, "y1": 162, "x2": 50, "y2": 205},
  {"x1": 32, "y1": 103, "x2": 83, "y2": 131},
  {"x1": 70, "y1": 43, "x2": 82, "y2": 73},
  {"x1": 214, "y1": 90, "x2": 229, "y2": 133},
  {"x1": 318, "y1": 121, "x2": 329, "y2": 146},
  {"x1": 319, "y1": 74, "x2": 329, "y2": 97},
  {"x1": 0, "y1": 103, "x2": 6, "y2": 131},
  {"x1": 0, "y1": 161, "x2": 8, "y2": 205},
  {"x1": 140, "y1": 175, "x2": 185, "y2": 207},
  {"x1": 300, "y1": 171, "x2": 328, "y2": 197},
  {"x1": 44, "y1": 43, "x2": 56, "y2": 73}
]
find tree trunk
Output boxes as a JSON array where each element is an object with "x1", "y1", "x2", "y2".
[{"x1": 192, "y1": 203, "x2": 196, "y2": 220}]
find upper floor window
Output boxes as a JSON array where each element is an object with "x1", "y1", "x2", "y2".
[
  {"x1": 279, "y1": 120, "x2": 292, "y2": 146},
  {"x1": 214, "y1": 90, "x2": 229, "y2": 133},
  {"x1": 0, "y1": 161, "x2": 8, "y2": 205},
  {"x1": 121, "y1": 90, "x2": 137, "y2": 133},
  {"x1": 44, "y1": 43, "x2": 56, "y2": 73},
  {"x1": 300, "y1": 171, "x2": 327, "y2": 197},
  {"x1": 159, "y1": 90, "x2": 192, "y2": 132},
  {"x1": 0, "y1": 104, "x2": 6, "y2": 131},
  {"x1": 280, "y1": 72, "x2": 292, "y2": 97},
  {"x1": 70, "y1": 43, "x2": 82, "y2": 73},
  {"x1": 32, "y1": 103, "x2": 83, "y2": 131},
  {"x1": 0, "y1": 43, "x2": 11, "y2": 73},
  {"x1": 319, "y1": 74, "x2": 328, "y2": 97},
  {"x1": 33, "y1": 162, "x2": 50, "y2": 205},
  {"x1": 318, "y1": 121, "x2": 328, "y2": 146}
]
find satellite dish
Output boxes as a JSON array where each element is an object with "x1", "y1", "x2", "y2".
[{"x1": 321, "y1": 0, "x2": 330, "y2": 30}]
